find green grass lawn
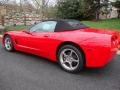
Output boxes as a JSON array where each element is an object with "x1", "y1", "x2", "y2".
[
  {"x1": 5, "y1": 25, "x2": 30, "y2": 31},
  {"x1": 4, "y1": 18, "x2": 120, "y2": 32},
  {"x1": 82, "y1": 18, "x2": 120, "y2": 30}
]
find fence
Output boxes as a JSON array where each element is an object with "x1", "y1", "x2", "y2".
[{"x1": 0, "y1": 16, "x2": 42, "y2": 26}]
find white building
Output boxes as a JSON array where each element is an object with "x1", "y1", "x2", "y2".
[{"x1": 99, "y1": 0, "x2": 118, "y2": 19}]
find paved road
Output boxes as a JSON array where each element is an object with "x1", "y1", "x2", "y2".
[{"x1": 0, "y1": 40, "x2": 120, "y2": 90}]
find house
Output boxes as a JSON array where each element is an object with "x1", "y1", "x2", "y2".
[{"x1": 99, "y1": 0, "x2": 118, "y2": 19}]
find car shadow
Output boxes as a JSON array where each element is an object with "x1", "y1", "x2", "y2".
[
  {"x1": 0, "y1": 47, "x2": 117, "y2": 77},
  {"x1": 18, "y1": 51, "x2": 116, "y2": 73},
  {"x1": 77, "y1": 59, "x2": 117, "y2": 78}
]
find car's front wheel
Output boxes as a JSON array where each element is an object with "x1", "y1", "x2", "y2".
[
  {"x1": 58, "y1": 45, "x2": 84, "y2": 73},
  {"x1": 4, "y1": 35, "x2": 14, "y2": 51}
]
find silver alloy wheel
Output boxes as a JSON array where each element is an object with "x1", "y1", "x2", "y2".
[
  {"x1": 4, "y1": 37, "x2": 12, "y2": 51},
  {"x1": 59, "y1": 49, "x2": 79, "y2": 71}
]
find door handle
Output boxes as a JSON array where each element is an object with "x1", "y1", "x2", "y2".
[{"x1": 44, "y1": 35, "x2": 49, "y2": 37}]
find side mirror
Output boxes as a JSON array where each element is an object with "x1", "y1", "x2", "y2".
[{"x1": 22, "y1": 30, "x2": 32, "y2": 35}]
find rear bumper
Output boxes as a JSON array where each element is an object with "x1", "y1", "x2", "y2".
[
  {"x1": 85, "y1": 46, "x2": 117, "y2": 68},
  {"x1": 118, "y1": 44, "x2": 120, "y2": 49}
]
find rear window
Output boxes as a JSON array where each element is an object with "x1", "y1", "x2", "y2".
[{"x1": 66, "y1": 20, "x2": 88, "y2": 29}]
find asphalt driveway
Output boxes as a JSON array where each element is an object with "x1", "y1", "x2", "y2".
[{"x1": 0, "y1": 40, "x2": 120, "y2": 90}]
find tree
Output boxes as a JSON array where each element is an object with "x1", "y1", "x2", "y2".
[
  {"x1": 113, "y1": 0, "x2": 120, "y2": 18},
  {"x1": 56, "y1": 0, "x2": 84, "y2": 20},
  {"x1": 82, "y1": 0, "x2": 101, "y2": 20},
  {"x1": 56, "y1": 0, "x2": 110, "y2": 20},
  {"x1": 84, "y1": 0, "x2": 110, "y2": 20},
  {"x1": 33, "y1": 0, "x2": 50, "y2": 19}
]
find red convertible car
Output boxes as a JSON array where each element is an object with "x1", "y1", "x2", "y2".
[{"x1": 2, "y1": 19, "x2": 119, "y2": 73}]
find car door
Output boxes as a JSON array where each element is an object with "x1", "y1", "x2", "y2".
[{"x1": 20, "y1": 21, "x2": 58, "y2": 56}]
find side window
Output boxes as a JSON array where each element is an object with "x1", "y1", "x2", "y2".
[{"x1": 29, "y1": 21, "x2": 57, "y2": 32}]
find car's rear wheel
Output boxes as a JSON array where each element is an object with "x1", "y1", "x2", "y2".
[
  {"x1": 58, "y1": 45, "x2": 84, "y2": 73},
  {"x1": 4, "y1": 35, "x2": 14, "y2": 51}
]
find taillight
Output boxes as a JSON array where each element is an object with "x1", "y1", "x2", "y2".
[{"x1": 111, "y1": 35, "x2": 119, "y2": 46}]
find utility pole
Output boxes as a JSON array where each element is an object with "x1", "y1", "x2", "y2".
[
  {"x1": 24, "y1": 15, "x2": 26, "y2": 26},
  {"x1": 1, "y1": 16, "x2": 5, "y2": 26},
  {"x1": 41, "y1": 0, "x2": 44, "y2": 19},
  {"x1": 0, "y1": 6, "x2": 6, "y2": 26},
  {"x1": 20, "y1": 0, "x2": 22, "y2": 12},
  {"x1": 20, "y1": 0, "x2": 27, "y2": 26},
  {"x1": 34, "y1": 0, "x2": 43, "y2": 19}
]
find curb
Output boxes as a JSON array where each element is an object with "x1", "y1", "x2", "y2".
[
  {"x1": 117, "y1": 50, "x2": 120, "y2": 55},
  {"x1": 0, "y1": 35, "x2": 2, "y2": 38}
]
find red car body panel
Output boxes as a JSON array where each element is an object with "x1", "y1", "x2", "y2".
[{"x1": 2, "y1": 28, "x2": 119, "y2": 68}]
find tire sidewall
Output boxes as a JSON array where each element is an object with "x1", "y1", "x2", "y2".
[
  {"x1": 57, "y1": 45, "x2": 84, "y2": 73},
  {"x1": 4, "y1": 35, "x2": 14, "y2": 51}
]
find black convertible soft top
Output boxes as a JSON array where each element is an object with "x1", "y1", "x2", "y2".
[{"x1": 42, "y1": 19, "x2": 88, "y2": 32}]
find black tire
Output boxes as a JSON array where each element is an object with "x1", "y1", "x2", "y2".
[
  {"x1": 4, "y1": 35, "x2": 14, "y2": 52},
  {"x1": 57, "y1": 45, "x2": 84, "y2": 73}
]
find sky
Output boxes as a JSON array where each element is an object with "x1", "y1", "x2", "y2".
[
  {"x1": 0, "y1": 0, "x2": 56, "y2": 6},
  {"x1": 0, "y1": 0, "x2": 116, "y2": 6},
  {"x1": 13, "y1": 0, "x2": 56, "y2": 5}
]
